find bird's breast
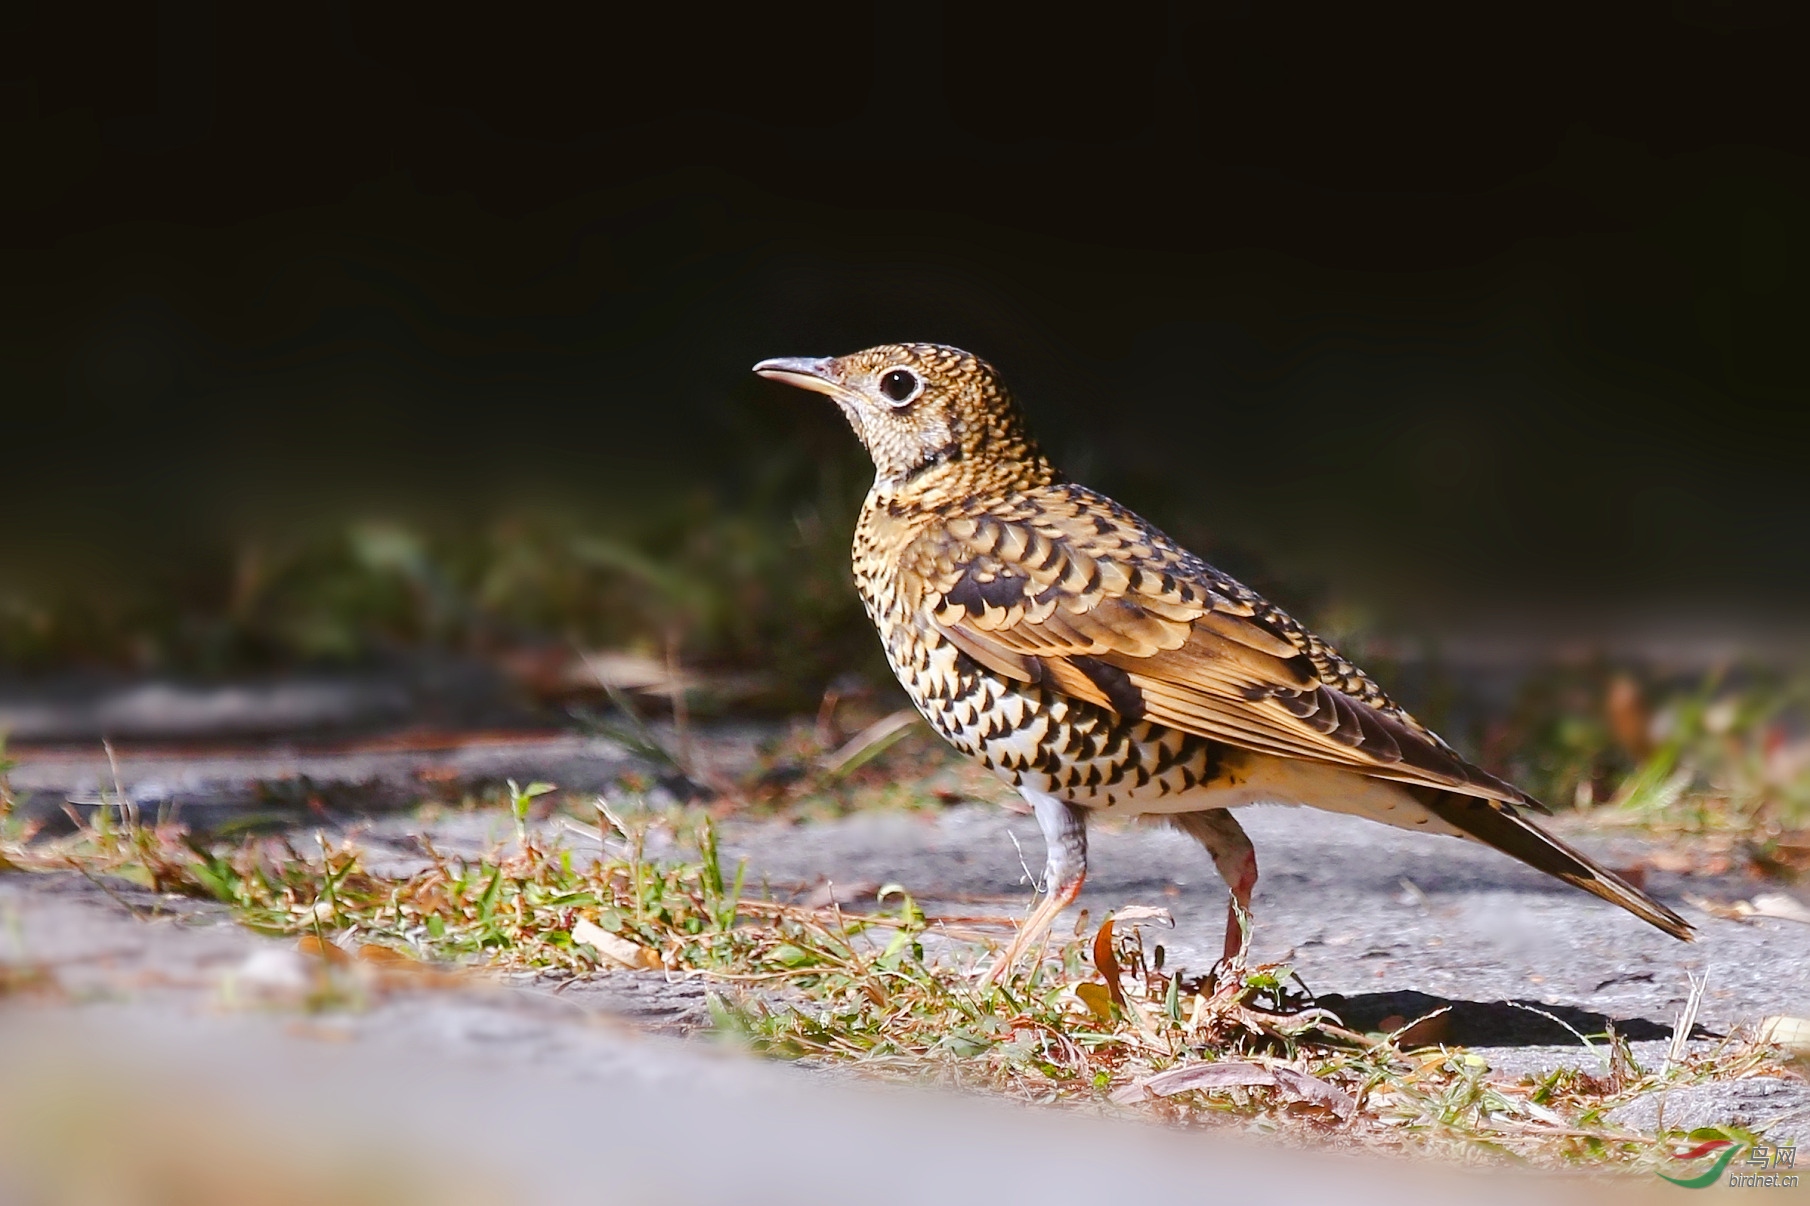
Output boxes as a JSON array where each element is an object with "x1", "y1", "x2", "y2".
[
  {"x1": 862, "y1": 597, "x2": 1231, "y2": 814},
  {"x1": 852, "y1": 495, "x2": 1238, "y2": 814}
]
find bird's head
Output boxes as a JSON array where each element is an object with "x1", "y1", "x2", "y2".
[{"x1": 754, "y1": 343, "x2": 1051, "y2": 489}]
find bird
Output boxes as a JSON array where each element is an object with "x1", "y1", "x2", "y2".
[{"x1": 753, "y1": 342, "x2": 1694, "y2": 980}]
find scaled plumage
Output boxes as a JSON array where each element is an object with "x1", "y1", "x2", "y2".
[{"x1": 755, "y1": 343, "x2": 1692, "y2": 975}]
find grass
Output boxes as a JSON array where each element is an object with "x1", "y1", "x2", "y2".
[
  {"x1": 1501, "y1": 666, "x2": 1807, "y2": 823},
  {"x1": 0, "y1": 763, "x2": 1796, "y2": 1177},
  {"x1": 601, "y1": 659, "x2": 1810, "y2": 852},
  {"x1": 3, "y1": 643, "x2": 1806, "y2": 1177},
  {"x1": 1479, "y1": 667, "x2": 1810, "y2": 894},
  {"x1": 7, "y1": 497, "x2": 1806, "y2": 838},
  {"x1": 0, "y1": 480, "x2": 882, "y2": 712}
]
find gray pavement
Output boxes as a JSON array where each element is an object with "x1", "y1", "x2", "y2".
[
  {"x1": 715, "y1": 803, "x2": 1810, "y2": 1041},
  {"x1": 1, "y1": 865, "x2": 1669, "y2": 1206},
  {"x1": 337, "y1": 794, "x2": 1810, "y2": 1139},
  {"x1": 5, "y1": 731, "x2": 1810, "y2": 1201}
]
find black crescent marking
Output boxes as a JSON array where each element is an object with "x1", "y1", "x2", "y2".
[
  {"x1": 1066, "y1": 654, "x2": 1147, "y2": 721},
  {"x1": 945, "y1": 566, "x2": 1029, "y2": 615}
]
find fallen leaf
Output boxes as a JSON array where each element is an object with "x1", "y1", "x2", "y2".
[
  {"x1": 1685, "y1": 893, "x2": 1810, "y2": 924},
  {"x1": 349, "y1": 945, "x2": 464, "y2": 990},
  {"x1": 1749, "y1": 893, "x2": 1810, "y2": 924},
  {"x1": 0, "y1": 962, "x2": 59, "y2": 998},
  {"x1": 354, "y1": 944, "x2": 411, "y2": 965},
  {"x1": 1606, "y1": 674, "x2": 1651, "y2": 759},
  {"x1": 1113, "y1": 1060, "x2": 1355, "y2": 1118},
  {"x1": 1111, "y1": 1061, "x2": 1275, "y2": 1104},
  {"x1": 1685, "y1": 895, "x2": 1746, "y2": 920},
  {"x1": 572, "y1": 916, "x2": 661, "y2": 970},
  {"x1": 1609, "y1": 864, "x2": 1648, "y2": 891},
  {"x1": 1769, "y1": 840, "x2": 1810, "y2": 868},
  {"x1": 1271, "y1": 1067, "x2": 1358, "y2": 1119},
  {"x1": 1091, "y1": 917, "x2": 1126, "y2": 1008},
  {"x1": 295, "y1": 935, "x2": 349, "y2": 965},
  {"x1": 1074, "y1": 982, "x2": 1115, "y2": 1024},
  {"x1": 1111, "y1": 905, "x2": 1175, "y2": 929},
  {"x1": 1757, "y1": 1015, "x2": 1810, "y2": 1053}
]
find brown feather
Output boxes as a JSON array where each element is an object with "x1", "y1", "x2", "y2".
[
  {"x1": 772, "y1": 340, "x2": 1682, "y2": 940},
  {"x1": 920, "y1": 507, "x2": 1539, "y2": 806}
]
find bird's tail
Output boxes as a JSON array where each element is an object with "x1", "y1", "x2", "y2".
[{"x1": 1411, "y1": 788, "x2": 1695, "y2": 941}]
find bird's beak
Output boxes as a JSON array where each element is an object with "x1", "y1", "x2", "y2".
[{"x1": 752, "y1": 356, "x2": 843, "y2": 398}]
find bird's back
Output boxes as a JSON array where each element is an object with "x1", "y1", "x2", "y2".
[{"x1": 856, "y1": 470, "x2": 1480, "y2": 797}]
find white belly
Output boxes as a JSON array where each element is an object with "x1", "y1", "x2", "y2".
[{"x1": 1081, "y1": 749, "x2": 1475, "y2": 841}]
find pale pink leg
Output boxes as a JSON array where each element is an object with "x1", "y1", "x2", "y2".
[
  {"x1": 985, "y1": 789, "x2": 1088, "y2": 984},
  {"x1": 1169, "y1": 809, "x2": 1258, "y2": 964}
]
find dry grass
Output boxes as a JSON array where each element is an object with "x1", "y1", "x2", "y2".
[
  {"x1": 0, "y1": 762, "x2": 1795, "y2": 1179},
  {"x1": 1493, "y1": 666, "x2": 1810, "y2": 840}
]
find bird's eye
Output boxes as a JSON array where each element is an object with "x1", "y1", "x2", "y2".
[{"x1": 878, "y1": 368, "x2": 922, "y2": 406}]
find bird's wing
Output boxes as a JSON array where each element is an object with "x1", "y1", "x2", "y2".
[{"x1": 905, "y1": 484, "x2": 1535, "y2": 807}]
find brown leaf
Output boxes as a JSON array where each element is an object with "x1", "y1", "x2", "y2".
[
  {"x1": 1606, "y1": 674, "x2": 1651, "y2": 759},
  {"x1": 295, "y1": 934, "x2": 349, "y2": 965},
  {"x1": 354, "y1": 944, "x2": 412, "y2": 965},
  {"x1": 1091, "y1": 916, "x2": 1126, "y2": 1009},
  {"x1": 1609, "y1": 864, "x2": 1648, "y2": 891},
  {"x1": 0, "y1": 962, "x2": 60, "y2": 999},
  {"x1": 1074, "y1": 982, "x2": 1115, "y2": 1024}
]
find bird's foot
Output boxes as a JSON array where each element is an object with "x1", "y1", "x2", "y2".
[
  {"x1": 983, "y1": 879, "x2": 1082, "y2": 985},
  {"x1": 1215, "y1": 897, "x2": 1254, "y2": 982}
]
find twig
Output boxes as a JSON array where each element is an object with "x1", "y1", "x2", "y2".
[
  {"x1": 1005, "y1": 830, "x2": 1044, "y2": 894},
  {"x1": 819, "y1": 710, "x2": 920, "y2": 778},
  {"x1": 1504, "y1": 1001, "x2": 1603, "y2": 1069},
  {"x1": 64, "y1": 857, "x2": 147, "y2": 919},
  {"x1": 1664, "y1": 971, "x2": 1709, "y2": 1074},
  {"x1": 1369, "y1": 1005, "x2": 1453, "y2": 1053},
  {"x1": 103, "y1": 739, "x2": 137, "y2": 829},
  {"x1": 1657, "y1": 969, "x2": 1710, "y2": 1133}
]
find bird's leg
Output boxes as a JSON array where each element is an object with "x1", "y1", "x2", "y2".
[
  {"x1": 1168, "y1": 809, "x2": 1259, "y2": 966},
  {"x1": 985, "y1": 789, "x2": 1087, "y2": 985}
]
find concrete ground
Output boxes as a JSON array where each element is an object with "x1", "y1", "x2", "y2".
[{"x1": 4, "y1": 730, "x2": 1809, "y2": 1202}]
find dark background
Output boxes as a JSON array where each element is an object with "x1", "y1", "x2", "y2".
[{"x1": 5, "y1": 0, "x2": 1809, "y2": 674}]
